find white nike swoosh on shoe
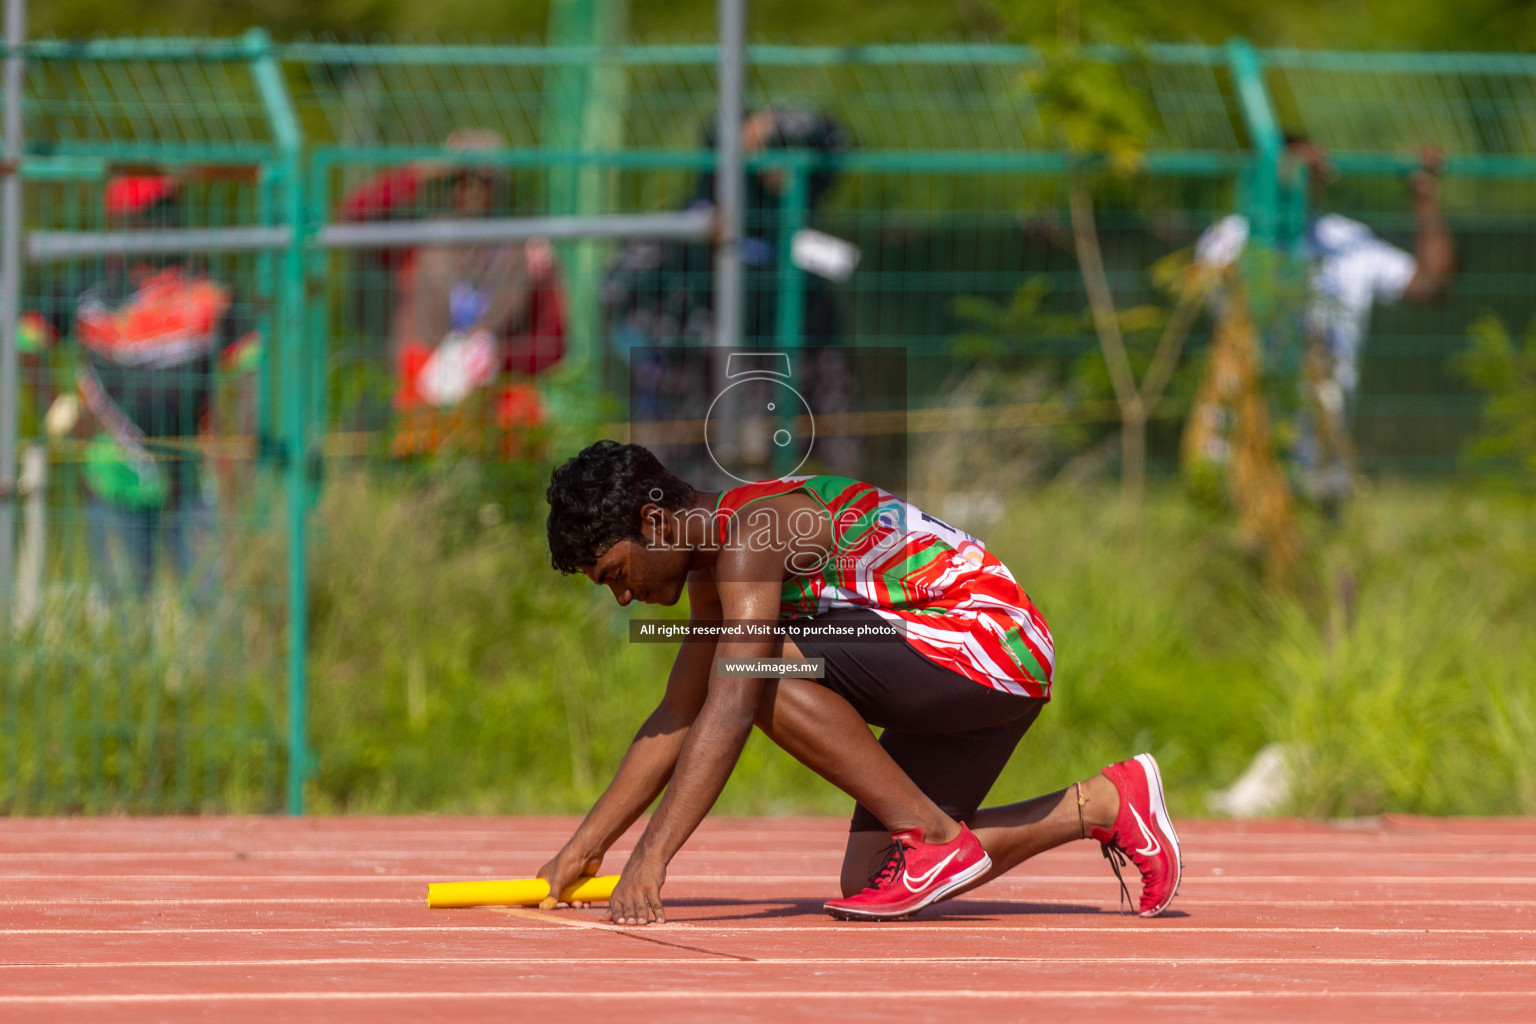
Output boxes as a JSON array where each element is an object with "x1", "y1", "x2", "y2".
[
  {"x1": 1128, "y1": 803, "x2": 1162, "y2": 858},
  {"x1": 902, "y1": 849, "x2": 961, "y2": 892}
]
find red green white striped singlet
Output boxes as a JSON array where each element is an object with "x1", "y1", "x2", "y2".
[{"x1": 714, "y1": 476, "x2": 1055, "y2": 698}]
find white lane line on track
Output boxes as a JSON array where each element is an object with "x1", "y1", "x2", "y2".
[
  {"x1": 0, "y1": 899, "x2": 415, "y2": 905},
  {"x1": 5, "y1": 956, "x2": 1536, "y2": 969},
  {"x1": 11, "y1": 896, "x2": 1536, "y2": 908},
  {"x1": 3, "y1": 848, "x2": 1530, "y2": 868},
  {"x1": 5, "y1": 925, "x2": 1536, "y2": 936},
  {"x1": 502, "y1": 920, "x2": 1536, "y2": 934},
  {"x1": 950, "y1": 893, "x2": 1536, "y2": 902},
  {"x1": 6, "y1": 989, "x2": 1536, "y2": 1005},
  {"x1": 486, "y1": 907, "x2": 623, "y2": 932},
  {"x1": 8, "y1": 875, "x2": 897, "y2": 885},
  {"x1": 10, "y1": 874, "x2": 1536, "y2": 884},
  {"x1": 5, "y1": 849, "x2": 1536, "y2": 861},
  {"x1": 18, "y1": 874, "x2": 842, "y2": 883},
  {"x1": 1, "y1": 833, "x2": 1529, "y2": 847}
]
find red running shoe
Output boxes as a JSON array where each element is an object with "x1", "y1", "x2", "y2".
[
  {"x1": 1092, "y1": 753, "x2": 1183, "y2": 917},
  {"x1": 824, "y1": 824, "x2": 991, "y2": 921}
]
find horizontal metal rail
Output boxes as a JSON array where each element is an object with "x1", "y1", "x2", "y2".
[
  {"x1": 274, "y1": 41, "x2": 1226, "y2": 68},
  {"x1": 1261, "y1": 48, "x2": 1536, "y2": 74},
  {"x1": 317, "y1": 210, "x2": 712, "y2": 248},
  {"x1": 27, "y1": 225, "x2": 292, "y2": 261},
  {"x1": 15, "y1": 36, "x2": 262, "y2": 60},
  {"x1": 23, "y1": 142, "x2": 279, "y2": 165},
  {"x1": 273, "y1": 40, "x2": 1536, "y2": 73},
  {"x1": 20, "y1": 39, "x2": 1531, "y2": 74},
  {"x1": 311, "y1": 145, "x2": 1251, "y2": 177},
  {"x1": 33, "y1": 145, "x2": 1536, "y2": 181},
  {"x1": 26, "y1": 210, "x2": 713, "y2": 261}
]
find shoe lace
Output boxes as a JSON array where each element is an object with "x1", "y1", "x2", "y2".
[
  {"x1": 1100, "y1": 833, "x2": 1133, "y2": 914},
  {"x1": 864, "y1": 840, "x2": 907, "y2": 892}
]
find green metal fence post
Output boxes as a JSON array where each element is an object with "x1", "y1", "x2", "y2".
[
  {"x1": 303, "y1": 158, "x2": 330, "y2": 468},
  {"x1": 248, "y1": 28, "x2": 311, "y2": 815},
  {"x1": 1283, "y1": 162, "x2": 1310, "y2": 250},
  {"x1": 254, "y1": 167, "x2": 277, "y2": 452},
  {"x1": 544, "y1": 0, "x2": 629, "y2": 409},
  {"x1": 773, "y1": 158, "x2": 809, "y2": 352},
  {"x1": 544, "y1": 0, "x2": 598, "y2": 210},
  {"x1": 1226, "y1": 38, "x2": 1282, "y2": 249},
  {"x1": 0, "y1": 0, "x2": 25, "y2": 628},
  {"x1": 771, "y1": 158, "x2": 808, "y2": 476},
  {"x1": 304, "y1": 151, "x2": 333, "y2": 455}
]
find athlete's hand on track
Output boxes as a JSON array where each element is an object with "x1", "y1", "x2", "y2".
[
  {"x1": 535, "y1": 849, "x2": 603, "y2": 910},
  {"x1": 609, "y1": 857, "x2": 667, "y2": 925}
]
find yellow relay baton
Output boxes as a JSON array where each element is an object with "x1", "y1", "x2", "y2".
[{"x1": 427, "y1": 874, "x2": 619, "y2": 909}]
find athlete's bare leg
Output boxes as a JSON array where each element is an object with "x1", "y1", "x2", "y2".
[
  {"x1": 838, "y1": 778, "x2": 1120, "y2": 898},
  {"x1": 755, "y1": 639, "x2": 1120, "y2": 898},
  {"x1": 961, "y1": 776, "x2": 1120, "y2": 887},
  {"x1": 751, "y1": 638, "x2": 961, "y2": 865}
]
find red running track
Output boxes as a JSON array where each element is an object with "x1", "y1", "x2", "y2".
[{"x1": 2, "y1": 815, "x2": 1535, "y2": 1022}]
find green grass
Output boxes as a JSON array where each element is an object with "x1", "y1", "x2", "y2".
[
  {"x1": 301, "y1": 468, "x2": 1536, "y2": 819},
  {"x1": 6, "y1": 461, "x2": 1528, "y2": 816},
  {"x1": 1267, "y1": 487, "x2": 1536, "y2": 816},
  {"x1": 0, "y1": 569, "x2": 288, "y2": 814}
]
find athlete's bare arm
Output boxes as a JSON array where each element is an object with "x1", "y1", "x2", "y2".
[
  {"x1": 535, "y1": 569, "x2": 722, "y2": 905},
  {"x1": 606, "y1": 494, "x2": 830, "y2": 925}
]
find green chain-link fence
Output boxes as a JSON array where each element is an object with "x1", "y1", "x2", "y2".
[
  {"x1": 3, "y1": 37, "x2": 1533, "y2": 812},
  {"x1": 4, "y1": 32, "x2": 305, "y2": 813}
]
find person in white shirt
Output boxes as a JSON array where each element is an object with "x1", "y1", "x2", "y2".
[{"x1": 1192, "y1": 138, "x2": 1456, "y2": 509}]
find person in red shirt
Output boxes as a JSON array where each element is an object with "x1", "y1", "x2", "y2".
[{"x1": 335, "y1": 129, "x2": 565, "y2": 458}]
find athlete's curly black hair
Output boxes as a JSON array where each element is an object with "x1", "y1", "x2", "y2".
[{"x1": 546, "y1": 441, "x2": 697, "y2": 574}]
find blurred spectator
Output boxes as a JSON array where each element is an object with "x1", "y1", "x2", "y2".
[
  {"x1": 604, "y1": 106, "x2": 857, "y2": 474},
  {"x1": 605, "y1": 106, "x2": 849, "y2": 355},
  {"x1": 16, "y1": 310, "x2": 57, "y2": 436},
  {"x1": 726, "y1": 106, "x2": 850, "y2": 349},
  {"x1": 335, "y1": 129, "x2": 565, "y2": 458},
  {"x1": 1190, "y1": 139, "x2": 1456, "y2": 511},
  {"x1": 27, "y1": 175, "x2": 259, "y2": 598}
]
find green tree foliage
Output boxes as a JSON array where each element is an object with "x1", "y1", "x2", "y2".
[{"x1": 1025, "y1": 40, "x2": 1152, "y2": 174}]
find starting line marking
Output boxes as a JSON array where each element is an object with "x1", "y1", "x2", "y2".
[
  {"x1": 6, "y1": 989, "x2": 1536, "y2": 1005},
  {"x1": 0, "y1": 899, "x2": 415, "y2": 906},
  {"x1": 9, "y1": 896, "x2": 1536, "y2": 909},
  {"x1": 3, "y1": 848, "x2": 1535, "y2": 862},
  {"x1": 4, "y1": 925, "x2": 1535, "y2": 936},
  {"x1": 9, "y1": 873, "x2": 1536, "y2": 885}
]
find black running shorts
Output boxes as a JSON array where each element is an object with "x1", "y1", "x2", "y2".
[{"x1": 791, "y1": 607, "x2": 1046, "y2": 833}]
